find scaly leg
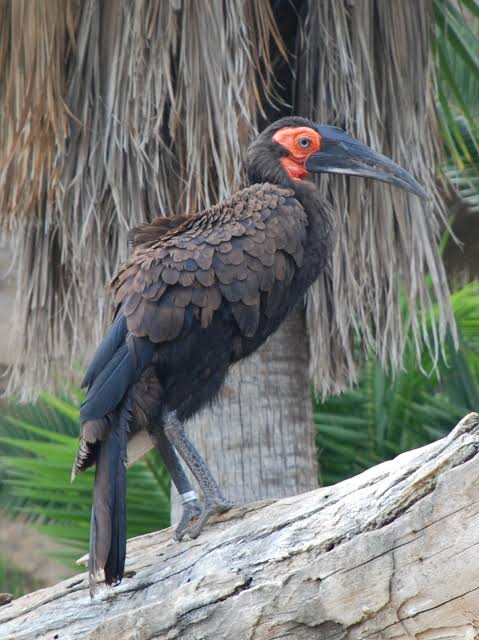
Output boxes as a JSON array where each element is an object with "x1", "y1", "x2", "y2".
[
  {"x1": 163, "y1": 411, "x2": 233, "y2": 539},
  {"x1": 153, "y1": 429, "x2": 201, "y2": 541}
]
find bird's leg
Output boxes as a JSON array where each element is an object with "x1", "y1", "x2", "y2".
[
  {"x1": 153, "y1": 429, "x2": 201, "y2": 541},
  {"x1": 163, "y1": 411, "x2": 233, "y2": 539}
]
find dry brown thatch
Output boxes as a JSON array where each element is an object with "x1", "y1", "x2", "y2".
[
  {"x1": 295, "y1": 0, "x2": 456, "y2": 394},
  {"x1": 0, "y1": 0, "x2": 455, "y2": 397}
]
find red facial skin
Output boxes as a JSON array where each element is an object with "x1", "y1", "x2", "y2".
[{"x1": 272, "y1": 126, "x2": 322, "y2": 182}]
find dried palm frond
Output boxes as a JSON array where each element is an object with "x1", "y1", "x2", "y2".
[
  {"x1": 295, "y1": 0, "x2": 456, "y2": 395},
  {"x1": 0, "y1": 0, "x2": 77, "y2": 225},
  {"x1": 0, "y1": 0, "x2": 80, "y2": 393},
  {"x1": 0, "y1": 0, "x2": 281, "y2": 395}
]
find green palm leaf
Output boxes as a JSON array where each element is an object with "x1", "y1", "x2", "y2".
[
  {"x1": 434, "y1": 0, "x2": 479, "y2": 212},
  {"x1": 316, "y1": 281, "x2": 479, "y2": 486},
  {"x1": 0, "y1": 395, "x2": 171, "y2": 566}
]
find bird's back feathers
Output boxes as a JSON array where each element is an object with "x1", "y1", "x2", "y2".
[{"x1": 112, "y1": 183, "x2": 306, "y2": 345}]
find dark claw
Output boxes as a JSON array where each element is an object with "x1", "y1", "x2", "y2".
[
  {"x1": 184, "y1": 496, "x2": 234, "y2": 539},
  {"x1": 174, "y1": 499, "x2": 202, "y2": 541}
]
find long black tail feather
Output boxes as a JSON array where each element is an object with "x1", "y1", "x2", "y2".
[{"x1": 89, "y1": 397, "x2": 131, "y2": 594}]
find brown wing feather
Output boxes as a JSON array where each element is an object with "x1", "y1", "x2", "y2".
[
  {"x1": 128, "y1": 214, "x2": 192, "y2": 248},
  {"x1": 112, "y1": 184, "x2": 307, "y2": 343}
]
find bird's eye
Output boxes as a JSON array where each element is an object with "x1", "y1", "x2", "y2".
[{"x1": 297, "y1": 137, "x2": 311, "y2": 149}]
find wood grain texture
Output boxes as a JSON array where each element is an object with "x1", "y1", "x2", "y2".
[{"x1": 2, "y1": 412, "x2": 479, "y2": 640}]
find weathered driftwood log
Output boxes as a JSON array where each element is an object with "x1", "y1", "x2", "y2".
[{"x1": 1, "y1": 412, "x2": 479, "y2": 640}]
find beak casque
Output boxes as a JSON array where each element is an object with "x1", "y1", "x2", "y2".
[{"x1": 305, "y1": 125, "x2": 429, "y2": 200}]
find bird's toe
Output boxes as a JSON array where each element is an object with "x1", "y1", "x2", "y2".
[
  {"x1": 174, "y1": 499, "x2": 202, "y2": 541},
  {"x1": 184, "y1": 496, "x2": 234, "y2": 539}
]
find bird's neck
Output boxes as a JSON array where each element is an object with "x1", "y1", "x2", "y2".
[
  {"x1": 294, "y1": 179, "x2": 335, "y2": 228},
  {"x1": 292, "y1": 180, "x2": 337, "y2": 285}
]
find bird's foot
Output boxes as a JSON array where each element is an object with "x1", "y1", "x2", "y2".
[
  {"x1": 174, "y1": 499, "x2": 202, "y2": 542},
  {"x1": 182, "y1": 496, "x2": 234, "y2": 540}
]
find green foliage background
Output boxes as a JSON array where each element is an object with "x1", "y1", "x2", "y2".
[
  {"x1": 0, "y1": 394, "x2": 170, "y2": 565},
  {"x1": 316, "y1": 282, "x2": 479, "y2": 485}
]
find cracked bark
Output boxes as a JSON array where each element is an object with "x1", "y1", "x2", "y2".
[{"x1": 2, "y1": 413, "x2": 479, "y2": 640}]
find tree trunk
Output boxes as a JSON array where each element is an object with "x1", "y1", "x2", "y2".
[
  {"x1": 171, "y1": 307, "x2": 318, "y2": 522},
  {"x1": 3, "y1": 412, "x2": 478, "y2": 640}
]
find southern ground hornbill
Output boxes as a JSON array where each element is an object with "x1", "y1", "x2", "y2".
[{"x1": 73, "y1": 116, "x2": 427, "y2": 591}]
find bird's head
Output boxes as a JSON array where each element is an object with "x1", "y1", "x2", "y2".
[{"x1": 247, "y1": 116, "x2": 428, "y2": 199}]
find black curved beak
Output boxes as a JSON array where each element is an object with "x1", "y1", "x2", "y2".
[{"x1": 305, "y1": 125, "x2": 429, "y2": 200}]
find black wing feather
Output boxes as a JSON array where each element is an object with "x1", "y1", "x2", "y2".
[
  {"x1": 80, "y1": 318, "x2": 154, "y2": 422},
  {"x1": 82, "y1": 313, "x2": 128, "y2": 388}
]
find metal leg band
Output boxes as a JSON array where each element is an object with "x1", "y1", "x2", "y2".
[{"x1": 180, "y1": 491, "x2": 197, "y2": 504}]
